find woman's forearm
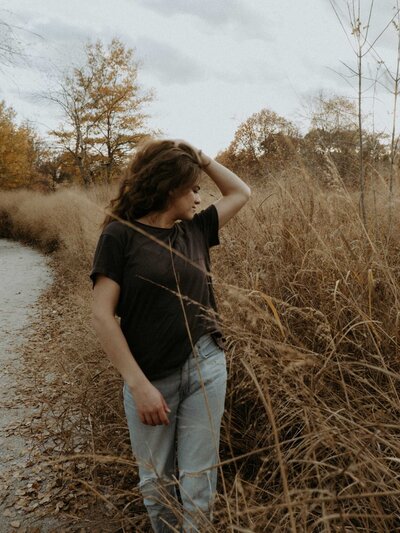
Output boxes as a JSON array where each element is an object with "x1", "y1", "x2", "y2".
[
  {"x1": 92, "y1": 314, "x2": 148, "y2": 390},
  {"x1": 200, "y1": 153, "x2": 251, "y2": 199},
  {"x1": 93, "y1": 312, "x2": 171, "y2": 426}
]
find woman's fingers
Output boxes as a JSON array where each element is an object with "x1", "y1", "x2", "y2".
[
  {"x1": 136, "y1": 384, "x2": 171, "y2": 426},
  {"x1": 172, "y1": 138, "x2": 202, "y2": 164},
  {"x1": 162, "y1": 397, "x2": 171, "y2": 414},
  {"x1": 145, "y1": 406, "x2": 169, "y2": 426},
  {"x1": 159, "y1": 396, "x2": 171, "y2": 425},
  {"x1": 141, "y1": 412, "x2": 152, "y2": 425},
  {"x1": 148, "y1": 413, "x2": 159, "y2": 426},
  {"x1": 140, "y1": 405, "x2": 170, "y2": 426},
  {"x1": 158, "y1": 407, "x2": 170, "y2": 426}
]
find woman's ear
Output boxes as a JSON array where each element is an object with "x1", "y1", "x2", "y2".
[
  {"x1": 168, "y1": 188, "x2": 179, "y2": 199},
  {"x1": 166, "y1": 188, "x2": 178, "y2": 208}
]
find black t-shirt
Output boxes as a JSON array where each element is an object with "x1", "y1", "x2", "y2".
[{"x1": 89, "y1": 204, "x2": 223, "y2": 380}]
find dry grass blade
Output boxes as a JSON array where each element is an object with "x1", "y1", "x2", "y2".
[{"x1": 241, "y1": 359, "x2": 297, "y2": 533}]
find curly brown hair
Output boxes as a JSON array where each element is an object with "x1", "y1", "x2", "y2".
[{"x1": 101, "y1": 138, "x2": 202, "y2": 229}]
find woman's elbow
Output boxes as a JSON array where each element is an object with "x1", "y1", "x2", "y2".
[
  {"x1": 238, "y1": 185, "x2": 251, "y2": 206},
  {"x1": 91, "y1": 307, "x2": 115, "y2": 330}
]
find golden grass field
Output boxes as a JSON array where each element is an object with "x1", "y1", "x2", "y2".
[{"x1": 0, "y1": 169, "x2": 399, "y2": 531}]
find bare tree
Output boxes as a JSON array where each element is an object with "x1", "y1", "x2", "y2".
[
  {"x1": 329, "y1": 0, "x2": 379, "y2": 226},
  {"x1": 369, "y1": 3, "x2": 400, "y2": 233},
  {"x1": 0, "y1": 14, "x2": 42, "y2": 68},
  {"x1": 48, "y1": 68, "x2": 97, "y2": 187},
  {"x1": 0, "y1": 20, "x2": 20, "y2": 65},
  {"x1": 331, "y1": 1, "x2": 400, "y2": 233}
]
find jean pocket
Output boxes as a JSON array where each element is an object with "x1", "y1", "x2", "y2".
[{"x1": 197, "y1": 334, "x2": 222, "y2": 360}]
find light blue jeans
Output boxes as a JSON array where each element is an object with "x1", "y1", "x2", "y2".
[{"x1": 123, "y1": 333, "x2": 227, "y2": 532}]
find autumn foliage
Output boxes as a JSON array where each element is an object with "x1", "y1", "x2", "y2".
[
  {"x1": 217, "y1": 108, "x2": 301, "y2": 179},
  {"x1": 49, "y1": 39, "x2": 156, "y2": 187},
  {"x1": 217, "y1": 97, "x2": 389, "y2": 188},
  {"x1": 0, "y1": 101, "x2": 43, "y2": 189}
]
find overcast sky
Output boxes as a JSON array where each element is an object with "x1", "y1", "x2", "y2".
[{"x1": 1, "y1": 1, "x2": 399, "y2": 157}]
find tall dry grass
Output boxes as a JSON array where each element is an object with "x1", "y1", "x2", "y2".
[{"x1": 0, "y1": 171, "x2": 399, "y2": 531}]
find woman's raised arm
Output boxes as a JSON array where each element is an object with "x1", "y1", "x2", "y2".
[
  {"x1": 173, "y1": 139, "x2": 251, "y2": 228},
  {"x1": 199, "y1": 152, "x2": 251, "y2": 228}
]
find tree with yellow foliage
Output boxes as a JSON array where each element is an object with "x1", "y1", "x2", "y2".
[
  {"x1": 50, "y1": 38, "x2": 156, "y2": 187},
  {"x1": 0, "y1": 100, "x2": 41, "y2": 189},
  {"x1": 217, "y1": 108, "x2": 300, "y2": 179}
]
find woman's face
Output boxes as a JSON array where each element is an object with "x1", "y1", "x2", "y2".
[{"x1": 168, "y1": 183, "x2": 201, "y2": 221}]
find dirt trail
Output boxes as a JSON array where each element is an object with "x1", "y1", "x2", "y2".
[{"x1": 0, "y1": 239, "x2": 62, "y2": 532}]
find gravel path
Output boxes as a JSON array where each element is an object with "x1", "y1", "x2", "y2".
[{"x1": 0, "y1": 239, "x2": 61, "y2": 532}]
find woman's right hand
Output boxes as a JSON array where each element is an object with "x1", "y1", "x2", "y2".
[{"x1": 129, "y1": 381, "x2": 171, "y2": 426}]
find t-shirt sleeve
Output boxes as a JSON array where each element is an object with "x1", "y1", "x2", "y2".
[
  {"x1": 192, "y1": 203, "x2": 220, "y2": 248},
  {"x1": 89, "y1": 232, "x2": 125, "y2": 289}
]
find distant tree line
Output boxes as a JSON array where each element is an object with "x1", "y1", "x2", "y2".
[
  {"x1": 217, "y1": 94, "x2": 389, "y2": 188},
  {"x1": 0, "y1": 38, "x2": 396, "y2": 191}
]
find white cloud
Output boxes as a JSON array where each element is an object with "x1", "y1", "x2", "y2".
[
  {"x1": 135, "y1": 0, "x2": 271, "y2": 40},
  {"x1": 134, "y1": 36, "x2": 208, "y2": 84}
]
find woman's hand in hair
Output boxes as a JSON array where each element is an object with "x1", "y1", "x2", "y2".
[
  {"x1": 129, "y1": 381, "x2": 171, "y2": 426},
  {"x1": 172, "y1": 138, "x2": 212, "y2": 168}
]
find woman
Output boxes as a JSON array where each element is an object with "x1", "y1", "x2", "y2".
[{"x1": 90, "y1": 138, "x2": 250, "y2": 532}]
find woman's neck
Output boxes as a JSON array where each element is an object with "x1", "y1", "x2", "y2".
[{"x1": 136, "y1": 211, "x2": 176, "y2": 229}]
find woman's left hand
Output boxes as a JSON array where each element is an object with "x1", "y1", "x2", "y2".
[{"x1": 172, "y1": 138, "x2": 212, "y2": 169}]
